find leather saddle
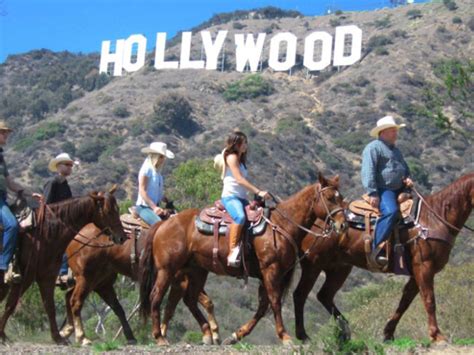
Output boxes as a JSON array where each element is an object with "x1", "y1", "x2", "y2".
[
  {"x1": 120, "y1": 207, "x2": 150, "y2": 236},
  {"x1": 196, "y1": 200, "x2": 269, "y2": 236}
]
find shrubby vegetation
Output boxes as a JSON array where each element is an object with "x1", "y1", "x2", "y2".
[{"x1": 223, "y1": 75, "x2": 274, "y2": 102}]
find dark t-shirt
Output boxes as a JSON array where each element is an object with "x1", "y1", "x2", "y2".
[{"x1": 43, "y1": 175, "x2": 72, "y2": 204}]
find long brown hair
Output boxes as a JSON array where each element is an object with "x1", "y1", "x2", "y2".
[{"x1": 223, "y1": 130, "x2": 247, "y2": 168}]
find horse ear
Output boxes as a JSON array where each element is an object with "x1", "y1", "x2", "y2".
[
  {"x1": 332, "y1": 174, "x2": 340, "y2": 187},
  {"x1": 318, "y1": 172, "x2": 327, "y2": 187},
  {"x1": 109, "y1": 184, "x2": 118, "y2": 195},
  {"x1": 89, "y1": 191, "x2": 104, "y2": 201}
]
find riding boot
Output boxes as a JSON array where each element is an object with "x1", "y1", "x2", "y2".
[{"x1": 227, "y1": 224, "x2": 244, "y2": 267}]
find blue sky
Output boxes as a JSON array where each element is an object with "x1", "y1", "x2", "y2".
[{"x1": 0, "y1": 0, "x2": 427, "y2": 63}]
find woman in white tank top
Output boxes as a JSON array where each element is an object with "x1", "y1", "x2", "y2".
[{"x1": 219, "y1": 131, "x2": 270, "y2": 267}]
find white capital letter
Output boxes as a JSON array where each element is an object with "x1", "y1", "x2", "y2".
[
  {"x1": 100, "y1": 39, "x2": 125, "y2": 76},
  {"x1": 122, "y1": 34, "x2": 147, "y2": 73},
  {"x1": 268, "y1": 33, "x2": 297, "y2": 71},
  {"x1": 155, "y1": 32, "x2": 179, "y2": 69},
  {"x1": 180, "y1": 32, "x2": 205, "y2": 69},
  {"x1": 235, "y1": 33, "x2": 266, "y2": 72},
  {"x1": 333, "y1": 25, "x2": 362, "y2": 66},
  {"x1": 201, "y1": 30, "x2": 228, "y2": 70},
  {"x1": 303, "y1": 32, "x2": 333, "y2": 71}
]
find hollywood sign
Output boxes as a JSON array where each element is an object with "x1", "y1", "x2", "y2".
[{"x1": 99, "y1": 25, "x2": 362, "y2": 76}]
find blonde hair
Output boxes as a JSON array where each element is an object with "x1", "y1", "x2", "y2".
[{"x1": 148, "y1": 153, "x2": 165, "y2": 171}]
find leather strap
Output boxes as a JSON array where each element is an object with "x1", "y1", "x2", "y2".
[{"x1": 212, "y1": 221, "x2": 219, "y2": 268}]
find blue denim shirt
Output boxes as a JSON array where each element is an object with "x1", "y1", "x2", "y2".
[{"x1": 361, "y1": 139, "x2": 410, "y2": 196}]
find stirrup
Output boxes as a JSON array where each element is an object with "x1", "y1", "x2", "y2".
[
  {"x1": 227, "y1": 247, "x2": 241, "y2": 268},
  {"x1": 369, "y1": 245, "x2": 388, "y2": 270}
]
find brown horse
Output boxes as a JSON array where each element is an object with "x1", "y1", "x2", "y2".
[
  {"x1": 60, "y1": 223, "x2": 221, "y2": 346},
  {"x1": 0, "y1": 188, "x2": 126, "y2": 344},
  {"x1": 293, "y1": 172, "x2": 474, "y2": 343},
  {"x1": 139, "y1": 174, "x2": 347, "y2": 345}
]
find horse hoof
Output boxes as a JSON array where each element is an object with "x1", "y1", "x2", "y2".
[
  {"x1": 127, "y1": 339, "x2": 138, "y2": 345},
  {"x1": 282, "y1": 338, "x2": 294, "y2": 346},
  {"x1": 156, "y1": 337, "x2": 169, "y2": 346},
  {"x1": 212, "y1": 335, "x2": 221, "y2": 345},
  {"x1": 81, "y1": 338, "x2": 92, "y2": 346},
  {"x1": 222, "y1": 333, "x2": 238, "y2": 346},
  {"x1": 202, "y1": 335, "x2": 213, "y2": 345},
  {"x1": 59, "y1": 325, "x2": 74, "y2": 338}
]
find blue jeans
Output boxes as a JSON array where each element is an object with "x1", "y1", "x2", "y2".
[
  {"x1": 221, "y1": 196, "x2": 249, "y2": 225},
  {"x1": 0, "y1": 197, "x2": 19, "y2": 271},
  {"x1": 373, "y1": 188, "x2": 401, "y2": 249},
  {"x1": 59, "y1": 254, "x2": 68, "y2": 275},
  {"x1": 136, "y1": 205, "x2": 162, "y2": 226}
]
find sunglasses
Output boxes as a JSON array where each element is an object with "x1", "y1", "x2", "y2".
[{"x1": 60, "y1": 163, "x2": 74, "y2": 167}]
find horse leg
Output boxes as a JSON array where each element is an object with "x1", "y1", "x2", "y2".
[
  {"x1": 37, "y1": 279, "x2": 69, "y2": 345},
  {"x1": 383, "y1": 277, "x2": 419, "y2": 342},
  {"x1": 198, "y1": 290, "x2": 221, "y2": 344},
  {"x1": 223, "y1": 282, "x2": 269, "y2": 345},
  {"x1": 161, "y1": 279, "x2": 186, "y2": 338},
  {"x1": 150, "y1": 269, "x2": 172, "y2": 346},
  {"x1": 0, "y1": 278, "x2": 34, "y2": 343},
  {"x1": 69, "y1": 276, "x2": 92, "y2": 346},
  {"x1": 317, "y1": 266, "x2": 353, "y2": 342},
  {"x1": 293, "y1": 260, "x2": 322, "y2": 342},
  {"x1": 413, "y1": 263, "x2": 446, "y2": 342},
  {"x1": 59, "y1": 287, "x2": 75, "y2": 339},
  {"x1": 181, "y1": 269, "x2": 213, "y2": 345},
  {"x1": 95, "y1": 285, "x2": 137, "y2": 345}
]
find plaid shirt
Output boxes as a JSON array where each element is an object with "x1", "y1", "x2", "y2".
[{"x1": 361, "y1": 139, "x2": 410, "y2": 196}]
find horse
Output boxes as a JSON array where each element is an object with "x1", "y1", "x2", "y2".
[
  {"x1": 293, "y1": 172, "x2": 474, "y2": 343},
  {"x1": 0, "y1": 187, "x2": 127, "y2": 344},
  {"x1": 138, "y1": 173, "x2": 347, "y2": 345},
  {"x1": 60, "y1": 223, "x2": 221, "y2": 346}
]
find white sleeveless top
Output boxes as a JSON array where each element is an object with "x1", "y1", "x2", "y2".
[{"x1": 222, "y1": 163, "x2": 248, "y2": 199}]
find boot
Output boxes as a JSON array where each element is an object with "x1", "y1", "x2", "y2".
[{"x1": 227, "y1": 224, "x2": 244, "y2": 267}]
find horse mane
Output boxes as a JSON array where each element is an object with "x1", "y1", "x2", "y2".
[
  {"x1": 42, "y1": 195, "x2": 95, "y2": 241},
  {"x1": 422, "y1": 172, "x2": 474, "y2": 226}
]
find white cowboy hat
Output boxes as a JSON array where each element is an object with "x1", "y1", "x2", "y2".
[
  {"x1": 48, "y1": 153, "x2": 79, "y2": 172},
  {"x1": 370, "y1": 115, "x2": 406, "y2": 138},
  {"x1": 141, "y1": 142, "x2": 175, "y2": 159}
]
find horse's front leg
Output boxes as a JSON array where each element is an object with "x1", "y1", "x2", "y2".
[
  {"x1": 413, "y1": 261, "x2": 446, "y2": 343},
  {"x1": 38, "y1": 277, "x2": 68, "y2": 345},
  {"x1": 60, "y1": 287, "x2": 75, "y2": 339},
  {"x1": 151, "y1": 269, "x2": 173, "y2": 346},
  {"x1": 198, "y1": 290, "x2": 221, "y2": 344}
]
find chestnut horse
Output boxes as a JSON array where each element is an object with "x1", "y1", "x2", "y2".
[
  {"x1": 139, "y1": 174, "x2": 347, "y2": 345},
  {"x1": 60, "y1": 223, "x2": 220, "y2": 346},
  {"x1": 0, "y1": 189, "x2": 126, "y2": 344},
  {"x1": 293, "y1": 172, "x2": 474, "y2": 343}
]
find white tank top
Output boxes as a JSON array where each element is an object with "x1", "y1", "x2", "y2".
[{"x1": 222, "y1": 163, "x2": 248, "y2": 199}]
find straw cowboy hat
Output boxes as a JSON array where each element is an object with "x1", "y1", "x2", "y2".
[
  {"x1": 0, "y1": 121, "x2": 13, "y2": 132},
  {"x1": 141, "y1": 142, "x2": 175, "y2": 159},
  {"x1": 370, "y1": 115, "x2": 406, "y2": 138},
  {"x1": 48, "y1": 153, "x2": 79, "y2": 172}
]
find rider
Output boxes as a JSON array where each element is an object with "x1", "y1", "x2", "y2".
[
  {"x1": 0, "y1": 121, "x2": 27, "y2": 284},
  {"x1": 44, "y1": 152, "x2": 78, "y2": 287},
  {"x1": 361, "y1": 115, "x2": 413, "y2": 265},
  {"x1": 218, "y1": 130, "x2": 269, "y2": 267},
  {"x1": 135, "y1": 142, "x2": 174, "y2": 226}
]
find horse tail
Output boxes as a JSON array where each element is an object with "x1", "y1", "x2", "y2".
[{"x1": 139, "y1": 222, "x2": 161, "y2": 321}]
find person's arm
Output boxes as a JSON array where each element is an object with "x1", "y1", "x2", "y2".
[
  {"x1": 43, "y1": 179, "x2": 54, "y2": 204},
  {"x1": 138, "y1": 174, "x2": 164, "y2": 215},
  {"x1": 226, "y1": 154, "x2": 269, "y2": 199},
  {"x1": 361, "y1": 144, "x2": 379, "y2": 207}
]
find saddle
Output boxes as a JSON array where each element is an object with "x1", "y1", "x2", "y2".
[
  {"x1": 196, "y1": 200, "x2": 269, "y2": 236},
  {"x1": 120, "y1": 207, "x2": 150, "y2": 234}
]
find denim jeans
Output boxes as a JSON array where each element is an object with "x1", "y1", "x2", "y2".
[
  {"x1": 221, "y1": 196, "x2": 249, "y2": 225},
  {"x1": 59, "y1": 254, "x2": 68, "y2": 275},
  {"x1": 136, "y1": 205, "x2": 162, "y2": 226},
  {"x1": 0, "y1": 197, "x2": 19, "y2": 271},
  {"x1": 373, "y1": 188, "x2": 402, "y2": 249}
]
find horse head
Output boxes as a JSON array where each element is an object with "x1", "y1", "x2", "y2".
[
  {"x1": 89, "y1": 185, "x2": 127, "y2": 244},
  {"x1": 314, "y1": 173, "x2": 348, "y2": 235}
]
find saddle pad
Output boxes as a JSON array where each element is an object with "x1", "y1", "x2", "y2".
[
  {"x1": 199, "y1": 204, "x2": 264, "y2": 225},
  {"x1": 345, "y1": 209, "x2": 415, "y2": 231},
  {"x1": 120, "y1": 213, "x2": 149, "y2": 230}
]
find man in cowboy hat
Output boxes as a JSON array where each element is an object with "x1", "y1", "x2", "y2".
[
  {"x1": 135, "y1": 142, "x2": 175, "y2": 226},
  {"x1": 43, "y1": 152, "x2": 78, "y2": 288},
  {"x1": 0, "y1": 121, "x2": 27, "y2": 284},
  {"x1": 361, "y1": 115, "x2": 413, "y2": 265}
]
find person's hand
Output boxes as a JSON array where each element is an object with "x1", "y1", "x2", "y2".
[
  {"x1": 257, "y1": 190, "x2": 270, "y2": 200},
  {"x1": 404, "y1": 177, "x2": 414, "y2": 188},
  {"x1": 153, "y1": 206, "x2": 163, "y2": 216},
  {"x1": 32, "y1": 193, "x2": 44, "y2": 203},
  {"x1": 369, "y1": 196, "x2": 379, "y2": 209}
]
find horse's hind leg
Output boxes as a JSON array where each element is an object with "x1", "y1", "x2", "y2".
[
  {"x1": 95, "y1": 284, "x2": 137, "y2": 345},
  {"x1": 223, "y1": 282, "x2": 269, "y2": 345},
  {"x1": 198, "y1": 290, "x2": 220, "y2": 344},
  {"x1": 317, "y1": 266, "x2": 353, "y2": 342},
  {"x1": 161, "y1": 277, "x2": 186, "y2": 338},
  {"x1": 383, "y1": 277, "x2": 419, "y2": 342},
  {"x1": 181, "y1": 269, "x2": 213, "y2": 345},
  {"x1": 151, "y1": 269, "x2": 173, "y2": 346},
  {"x1": 293, "y1": 260, "x2": 322, "y2": 342},
  {"x1": 59, "y1": 287, "x2": 75, "y2": 339}
]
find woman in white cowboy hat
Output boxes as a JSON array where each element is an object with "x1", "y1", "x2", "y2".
[
  {"x1": 43, "y1": 152, "x2": 79, "y2": 288},
  {"x1": 361, "y1": 115, "x2": 413, "y2": 266},
  {"x1": 135, "y1": 142, "x2": 175, "y2": 226}
]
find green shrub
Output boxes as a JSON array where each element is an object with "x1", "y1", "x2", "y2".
[
  {"x1": 335, "y1": 10, "x2": 343, "y2": 15},
  {"x1": 330, "y1": 18, "x2": 341, "y2": 27},
  {"x1": 452, "y1": 16, "x2": 462, "y2": 24},
  {"x1": 223, "y1": 74, "x2": 274, "y2": 102},
  {"x1": 113, "y1": 105, "x2": 130, "y2": 118},
  {"x1": 232, "y1": 22, "x2": 246, "y2": 30},
  {"x1": 406, "y1": 9, "x2": 422, "y2": 20},
  {"x1": 367, "y1": 35, "x2": 393, "y2": 50},
  {"x1": 374, "y1": 15, "x2": 391, "y2": 29},
  {"x1": 33, "y1": 121, "x2": 66, "y2": 140},
  {"x1": 375, "y1": 47, "x2": 389, "y2": 56},
  {"x1": 183, "y1": 331, "x2": 202, "y2": 344},
  {"x1": 275, "y1": 115, "x2": 310, "y2": 135},
  {"x1": 468, "y1": 17, "x2": 474, "y2": 31},
  {"x1": 391, "y1": 29, "x2": 408, "y2": 38},
  {"x1": 334, "y1": 132, "x2": 370, "y2": 154},
  {"x1": 443, "y1": 0, "x2": 457, "y2": 11}
]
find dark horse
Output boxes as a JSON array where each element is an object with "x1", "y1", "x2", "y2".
[
  {"x1": 60, "y1": 223, "x2": 220, "y2": 346},
  {"x1": 293, "y1": 172, "x2": 474, "y2": 343},
  {"x1": 0, "y1": 188, "x2": 126, "y2": 344},
  {"x1": 139, "y1": 174, "x2": 347, "y2": 345}
]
